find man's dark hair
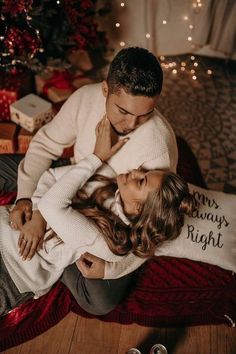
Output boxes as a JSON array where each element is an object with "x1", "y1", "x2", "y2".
[{"x1": 107, "y1": 47, "x2": 163, "y2": 97}]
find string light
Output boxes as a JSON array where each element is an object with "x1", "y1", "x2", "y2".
[
  {"x1": 112, "y1": 0, "x2": 213, "y2": 80},
  {"x1": 0, "y1": 8, "x2": 43, "y2": 68}
]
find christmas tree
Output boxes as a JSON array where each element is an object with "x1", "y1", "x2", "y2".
[{"x1": 0, "y1": 0, "x2": 110, "y2": 71}]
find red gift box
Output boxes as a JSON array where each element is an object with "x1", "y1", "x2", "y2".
[
  {"x1": 17, "y1": 127, "x2": 35, "y2": 154},
  {"x1": 0, "y1": 122, "x2": 18, "y2": 153},
  {"x1": 0, "y1": 69, "x2": 33, "y2": 121}
]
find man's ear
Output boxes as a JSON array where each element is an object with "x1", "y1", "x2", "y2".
[{"x1": 102, "y1": 80, "x2": 109, "y2": 98}]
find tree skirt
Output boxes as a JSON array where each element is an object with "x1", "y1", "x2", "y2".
[{"x1": 0, "y1": 137, "x2": 235, "y2": 351}]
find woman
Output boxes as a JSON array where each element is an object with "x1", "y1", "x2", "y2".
[{"x1": 0, "y1": 118, "x2": 196, "y2": 316}]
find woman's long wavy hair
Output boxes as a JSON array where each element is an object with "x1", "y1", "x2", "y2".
[{"x1": 70, "y1": 172, "x2": 198, "y2": 258}]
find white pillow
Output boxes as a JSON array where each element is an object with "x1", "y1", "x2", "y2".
[{"x1": 155, "y1": 184, "x2": 236, "y2": 272}]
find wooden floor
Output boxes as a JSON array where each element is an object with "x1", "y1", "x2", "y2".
[{"x1": 3, "y1": 312, "x2": 236, "y2": 354}]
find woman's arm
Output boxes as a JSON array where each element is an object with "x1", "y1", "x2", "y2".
[
  {"x1": 38, "y1": 117, "x2": 129, "y2": 250},
  {"x1": 38, "y1": 154, "x2": 104, "y2": 249}
]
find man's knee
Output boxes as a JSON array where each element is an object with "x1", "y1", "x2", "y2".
[{"x1": 61, "y1": 264, "x2": 134, "y2": 316}]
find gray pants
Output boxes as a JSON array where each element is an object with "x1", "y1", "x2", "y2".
[
  {"x1": 0, "y1": 253, "x2": 33, "y2": 317},
  {"x1": 0, "y1": 154, "x2": 135, "y2": 315},
  {"x1": 61, "y1": 264, "x2": 136, "y2": 315}
]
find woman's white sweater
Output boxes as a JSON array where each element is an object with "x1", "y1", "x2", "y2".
[{"x1": 0, "y1": 155, "x2": 145, "y2": 298}]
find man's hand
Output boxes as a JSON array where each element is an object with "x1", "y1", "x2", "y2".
[
  {"x1": 9, "y1": 199, "x2": 32, "y2": 230},
  {"x1": 94, "y1": 116, "x2": 129, "y2": 162},
  {"x1": 76, "y1": 252, "x2": 106, "y2": 279},
  {"x1": 18, "y1": 210, "x2": 47, "y2": 261}
]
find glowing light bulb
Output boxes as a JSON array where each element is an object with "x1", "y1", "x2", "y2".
[
  {"x1": 116, "y1": 23, "x2": 120, "y2": 27},
  {"x1": 172, "y1": 69, "x2": 177, "y2": 74},
  {"x1": 190, "y1": 69, "x2": 195, "y2": 74},
  {"x1": 207, "y1": 69, "x2": 213, "y2": 75},
  {"x1": 189, "y1": 24, "x2": 194, "y2": 29},
  {"x1": 162, "y1": 20, "x2": 167, "y2": 24},
  {"x1": 146, "y1": 33, "x2": 151, "y2": 39},
  {"x1": 181, "y1": 67, "x2": 185, "y2": 71},
  {"x1": 120, "y1": 41, "x2": 125, "y2": 47},
  {"x1": 188, "y1": 36, "x2": 192, "y2": 41},
  {"x1": 181, "y1": 62, "x2": 186, "y2": 66},
  {"x1": 120, "y1": 2, "x2": 125, "y2": 6},
  {"x1": 192, "y1": 75, "x2": 197, "y2": 80},
  {"x1": 56, "y1": 0, "x2": 60, "y2": 4},
  {"x1": 184, "y1": 16, "x2": 189, "y2": 20},
  {"x1": 194, "y1": 62, "x2": 198, "y2": 67},
  {"x1": 160, "y1": 56, "x2": 165, "y2": 61},
  {"x1": 190, "y1": 55, "x2": 195, "y2": 60}
]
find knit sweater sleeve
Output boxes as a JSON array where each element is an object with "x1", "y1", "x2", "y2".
[
  {"x1": 38, "y1": 154, "x2": 103, "y2": 249},
  {"x1": 104, "y1": 253, "x2": 148, "y2": 279},
  {"x1": 31, "y1": 165, "x2": 74, "y2": 210},
  {"x1": 17, "y1": 89, "x2": 82, "y2": 200}
]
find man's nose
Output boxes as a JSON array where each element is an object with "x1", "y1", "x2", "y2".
[{"x1": 126, "y1": 116, "x2": 138, "y2": 130}]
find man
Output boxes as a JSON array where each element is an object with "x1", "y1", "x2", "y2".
[{"x1": 0, "y1": 47, "x2": 178, "y2": 315}]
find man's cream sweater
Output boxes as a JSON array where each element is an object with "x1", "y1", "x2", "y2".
[{"x1": 17, "y1": 83, "x2": 178, "y2": 200}]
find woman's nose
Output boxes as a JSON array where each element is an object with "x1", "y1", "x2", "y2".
[{"x1": 131, "y1": 170, "x2": 144, "y2": 179}]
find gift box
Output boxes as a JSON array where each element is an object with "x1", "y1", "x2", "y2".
[
  {"x1": 10, "y1": 94, "x2": 54, "y2": 133},
  {"x1": 0, "y1": 122, "x2": 18, "y2": 153},
  {"x1": 0, "y1": 69, "x2": 33, "y2": 121},
  {"x1": 35, "y1": 70, "x2": 74, "y2": 103},
  {"x1": 17, "y1": 127, "x2": 34, "y2": 154},
  {"x1": 35, "y1": 69, "x2": 94, "y2": 103}
]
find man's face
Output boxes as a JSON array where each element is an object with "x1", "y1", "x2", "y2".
[{"x1": 102, "y1": 81, "x2": 158, "y2": 135}]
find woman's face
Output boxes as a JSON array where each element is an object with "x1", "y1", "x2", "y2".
[{"x1": 117, "y1": 169, "x2": 164, "y2": 216}]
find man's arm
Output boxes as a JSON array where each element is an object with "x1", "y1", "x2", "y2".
[
  {"x1": 76, "y1": 252, "x2": 147, "y2": 279},
  {"x1": 10, "y1": 89, "x2": 81, "y2": 230}
]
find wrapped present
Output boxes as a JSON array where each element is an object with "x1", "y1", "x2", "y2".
[
  {"x1": 0, "y1": 69, "x2": 33, "y2": 121},
  {"x1": 17, "y1": 127, "x2": 34, "y2": 154},
  {"x1": 35, "y1": 69, "x2": 94, "y2": 103},
  {"x1": 0, "y1": 122, "x2": 18, "y2": 153},
  {"x1": 35, "y1": 70, "x2": 74, "y2": 103},
  {"x1": 67, "y1": 49, "x2": 93, "y2": 71},
  {"x1": 10, "y1": 94, "x2": 54, "y2": 133}
]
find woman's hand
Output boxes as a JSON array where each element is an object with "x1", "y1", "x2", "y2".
[
  {"x1": 76, "y1": 252, "x2": 106, "y2": 279},
  {"x1": 94, "y1": 116, "x2": 129, "y2": 162},
  {"x1": 18, "y1": 210, "x2": 47, "y2": 261}
]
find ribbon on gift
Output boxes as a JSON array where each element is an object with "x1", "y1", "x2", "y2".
[{"x1": 42, "y1": 70, "x2": 74, "y2": 96}]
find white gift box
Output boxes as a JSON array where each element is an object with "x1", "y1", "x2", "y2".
[{"x1": 10, "y1": 94, "x2": 54, "y2": 133}]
